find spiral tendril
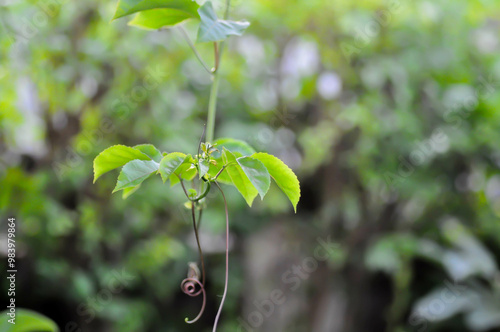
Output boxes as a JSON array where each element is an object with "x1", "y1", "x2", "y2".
[
  {"x1": 179, "y1": 186, "x2": 207, "y2": 324},
  {"x1": 181, "y1": 277, "x2": 206, "y2": 324}
]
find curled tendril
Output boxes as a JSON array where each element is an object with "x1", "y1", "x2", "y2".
[
  {"x1": 179, "y1": 188, "x2": 207, "y2": 324},
  {"x1": 179, "y1": 123, "x2": 231, "y2": 331},
  {"x1": 181, "y1": 277, "x2": 207, "y2": 324}
]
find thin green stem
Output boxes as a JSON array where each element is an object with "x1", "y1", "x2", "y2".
[
  {"x1": 224, "y1": 0, "x2": 231, "y2": 19},
  {"x1": 214, "y1": 42, "x2": 220, "y2": 72},
  {"x1": 178, "y1": 25, "x2": 212, "y2": 75},
  {"x1": 195, "y1": 181, "x2": 211, "y2": 201},
  {"x1": 206, "y1": 0, "x2": 231, "y2": 143},
  {"x1": 215, "y1": 0, "x2": 231, "y2": 67},
  {"x1": 206, "y1": 71, "x2": 220, "y2": 143}
]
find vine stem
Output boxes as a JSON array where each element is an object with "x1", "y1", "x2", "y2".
[
  {"x1": 206, "y1": 69, "x2": 220, "y2": 143},
  {"x1": 180, "y1": 200, "x2": 207, "y2": 324},
  {"x1": 178, "y1": 175, "x2": 207, "y2": 323},
  {"x1": 213, "y1": 181, "x2": 229, "y2": 332},
  {"x1": 179, "y1": 177, "x2": 211, "y2": 202},
  {"x1": 205, "y1": 0, "x2": 231, "y2": 143},
  {"x1": 178, "y1": 0, "x2": 232, "y2": 329},
  {"x1": 191, "y1": 202, "x2": 206, "y2": 287}
]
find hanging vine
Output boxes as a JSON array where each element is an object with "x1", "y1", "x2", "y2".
[{"x1": 93, "y1": 0, "x2": 301, "y2": 330}]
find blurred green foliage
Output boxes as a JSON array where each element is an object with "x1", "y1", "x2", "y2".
[
  {"x1": 1, "y1": 0, "x2": 500, "y2": 331},
  {"x1": 0, "y1": 308, "x2": 59, "y2": 332}
]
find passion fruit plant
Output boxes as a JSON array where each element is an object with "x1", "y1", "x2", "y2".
[{"x1": 93, "y1": 0, "x2": 300, "y2": 330}]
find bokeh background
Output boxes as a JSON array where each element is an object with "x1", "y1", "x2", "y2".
[{"x1": 2, "y1": 0, "x2": 500, "y2": 331}]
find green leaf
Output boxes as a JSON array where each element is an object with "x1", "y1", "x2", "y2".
[
  {"x1": 113, "y1": 160, "x2": 159, "y2": 193},
  {"x1": 207, "y1": 138, "x2": 255, "y2": 183},
  {"x1": 236, "y1": 156, "x2": 270, "y2": 199},
  {"x1": 252, "y1": 152, "x2": 301, "y2": 212},
  {"x1": 159, "y1": 152, "x2": 190, "y2": 183},
  {"x1": 134, "y1": 144, "x2": 162, "y2": 162},
  {"x1": 93, "y1": 145, "x2": 151, "y2": 183},
  {"x1": 168, "y1": 156, "x2": 196, "y2": 187},
  {"x1": 222, "y1": 148, "x2": 258, "y2": 206},
  {"x1": 0, "y1": 309, "x2": 59, "y2": 332},
  {"x1": 128, "y1": 8, "x2": 193, "y2": 30},
  {"x1": 196, "y1": 1, "x2": 250, "y2": 43},
  {"x1": 212, "y1": 137, "x2": 256, "y2": 157},
  {"x1": 199, "y1": 159, "x2": 210, "y2": 179},
  {"x1": 113, "y1": 0, "x2": 199, "y2": 20}
]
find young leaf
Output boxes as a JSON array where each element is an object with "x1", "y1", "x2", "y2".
[
  {"x1": 199, "y1": 159, "x2": 210, "y2": 179},
  {"x1": 0, "y1": 309, "x2": 59, "y2": 332},
  {"x1": 159, "y1": 152, "x2": 189, "y2": 183},
  {"x1": 113, "y1": 0, "x2": 199, "y2": 20},
  {"x1": 212, "y1": 137, "x2": 256, "y2": 157},
  {"x1": 236, "y1": 157, "x2": 270, "y2": 199},
  {"x1": 167, "y1": 155, "x2": 196, "y2": 186},
  {"x1": 188, "y1": 188, "x2": 198, "y2": 198},
  {"x1": 251, "y1": 153, "x2": 301, "y2": 212},
  {"x1": 113, "y1": 160, "x2": 159, "y2": 192},
  {"x1": 170, "y1": 161, "x2": 197, "y2": 186},
  {"x1": 196, "y1": 1, "x2": 250, "y2": 43},
  {"x1": 208, "y1": 138, "x2": 255, "y2": 182},
  {"x1": 128, "y1": 8, "x2": 193, "y2": 30},
  {"x1": 93, "y1": 145, "x2": 151, "y2": 183},
  {"x1": 134, "y1": 144, "x2": 162, "y2": 162},
  {"x1": 222, "y1": 149, "x2": 258, "y2": 206}
]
